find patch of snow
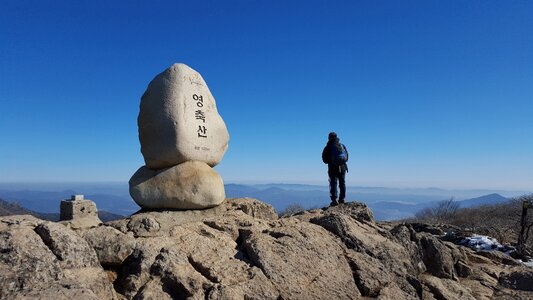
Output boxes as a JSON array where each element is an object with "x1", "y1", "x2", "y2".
[
  {"x1": 460, "y1": 235, "x2": 504, "y2": 251},
  {"x1": 519, "y1": 259, "x2": 533, "y2": 267},
  {"x1": 460, "y1": 235, "x2": 532, "y2": 267}
]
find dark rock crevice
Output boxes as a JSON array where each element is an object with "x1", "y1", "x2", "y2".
[
  {"x1": 187, "y1": 255, "x2": 218, "y2": 283},
  {"x1": 233, "y1": 229, "x2": 264, "y2": 272},
  {"x1": 424, "y1": 283, "x2": 448, "y2": 300},
  {"x1": 117, "y1": 248, "x2": 144, "y2": 275},
  {"x1": 406, "y1": 274, "x2": 423, "y2": 299},
  {"x1": 234, "y1": 229, "x2": 286, "y2": 298},
  {"x1": 132, "y1": 276, "x2": 189, "y2": 300},
  {"x1": 345, "y1": 256, "x2": 367, "y2": 296},
  {"x1": 114, "y1": 248, "x2": 153, "y2": 297},
  {"x1": 202, "y1": 220, "x2": 226, "y2": 232},
  {"x1": 160, "y1": 275, "x2": 190, "y2": 300},
  {"x1": 265, "y1": 230, "x2": 292, "y2": 239},
  {"x1": 33, "y1": 226, "x2": 63, "y2": 262},
  {"x1": 499, "y1": 271, "x2": 533, "y2": 291},
  {"x1": 145, "y1": 248, "x2": 206, "y2": 299}
]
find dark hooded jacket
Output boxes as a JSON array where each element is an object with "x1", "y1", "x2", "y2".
[{"x1": 322, "y1": 138, "x2": 349, "y2": 172}]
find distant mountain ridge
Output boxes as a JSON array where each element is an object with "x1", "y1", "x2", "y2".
[
  {"x1": 0, "y1": 197, "x2": 124, "y2": 222},
  {"x1": 0, "y1": 183, "x2": 527, "y2": 221},
  {"x1": 457, "y1": 193, "x2": 508, "y2": 208},
  {"x1": 226, "y1": 184, "x2": 515, "y2": 220},
  {"x1": 0, "y1": 189, "x2": 138, "y2": 215},
  {"x1": 367, "y1": 193, "x2": 510, "y2": 220},
  {"x1": 0, "y1": 198, "x2": 34, "y2": 216}
]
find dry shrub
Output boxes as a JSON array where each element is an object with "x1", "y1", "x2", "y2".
[
  {"x1": 414, "y1": 195, "x2": 533, "y2": 252},
  {"x1": 415, "y1": 197, "x2": 459, "y2": 224},
  {"x1": 279, "y1": 203, "x2": 305, "y2": 217}
]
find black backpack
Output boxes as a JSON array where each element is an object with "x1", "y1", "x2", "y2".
[{"x1": 330, "y1": 143, "x2": 347, "y2": 166}]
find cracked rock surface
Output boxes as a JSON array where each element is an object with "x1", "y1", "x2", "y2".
[
  {"x1": 1, "y1": 198, "x2": 532, "y2": 299},
  {"x1": 0, "y1": 215, "x2": 117, "y2": 299}
]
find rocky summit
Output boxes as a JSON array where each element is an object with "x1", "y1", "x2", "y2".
[
  {"x1": 1, "y1": 198, "x2": 532, "y2": 299},
  {"x1": 130, "y1": 63, "x2": 229, "y2": 210}
]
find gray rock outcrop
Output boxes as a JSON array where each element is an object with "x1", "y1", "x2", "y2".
[
  {"x1": 499, "y1": 270, "x2": 533, "y2": 291},
  {"x1": 81, "y1": 225, "x2": 136, "y2": 267},
  {"x1": 0, "y1": 215, "x2": 117, "y2": 299},
  {"x1": 2, "y1": 198, "x2": 532, "y2": 299}
]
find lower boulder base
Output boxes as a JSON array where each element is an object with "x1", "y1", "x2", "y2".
[{"x1": 129, "y1": 161, "x2": 225, "y2": 210}]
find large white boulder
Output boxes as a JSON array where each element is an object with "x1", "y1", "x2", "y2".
[
  {"x1": 138, "y1": 63, "x2": 229, "y2": 169},
  {"x1": 129, "y1": 161, "x2": 226, "y2": 210}
]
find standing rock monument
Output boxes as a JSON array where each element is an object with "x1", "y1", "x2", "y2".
[{"x1": 129, "y1": 63, "x2": 229, "y2": 209}]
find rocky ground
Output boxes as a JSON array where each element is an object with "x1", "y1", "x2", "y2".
[{"x1": 1, "y1": 198, "x2": 532, "y2": 299}]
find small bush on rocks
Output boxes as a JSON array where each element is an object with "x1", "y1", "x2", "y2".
[{"x1": 413, "y1": 195, "x2": 533, "y2": 254}]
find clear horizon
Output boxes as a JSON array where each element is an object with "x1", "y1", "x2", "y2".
[
  {"x1": 1, "y1": 1, "x2": 532, "y2": 191},
  {"x1": 0, "y1": 180, "x2": 531, "y2": 195}
]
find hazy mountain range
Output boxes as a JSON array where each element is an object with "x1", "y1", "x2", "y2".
[
  {"x1": 0, "y1": 182, "x2": 529, "y2": 221},
  {"x1": 0, "y1": 198, "x2": 123, "y2": 222}
]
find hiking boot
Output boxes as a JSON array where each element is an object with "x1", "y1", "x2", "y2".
[
  {"x1": 338, "y1": 199, "x2": 345, "y2": 204},
  {"x1": 330, "y1": 200, "x2": 339, "y2": 207}
]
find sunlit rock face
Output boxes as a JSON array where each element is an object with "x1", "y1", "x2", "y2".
[
  {"x1": 138, "y1": 63, "x2": 229, "y2": 169},
  {"x1": 130, "y1": 63, "x2": 229, "y2": 210},
  {"x1": 129, "y1": 161, "x2": 225, "y2": 210}
]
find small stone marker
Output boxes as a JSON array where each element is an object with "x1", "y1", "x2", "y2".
[{"x1": 60, "y1": 195, "x2": 101, "y2": 229}]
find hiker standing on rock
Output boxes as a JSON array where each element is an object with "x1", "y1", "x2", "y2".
[{"x1": 322, "y1": 132, "x2": 349, "y2": 206}]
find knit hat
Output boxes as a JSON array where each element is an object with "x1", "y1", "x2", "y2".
[{"x1": 328, "y1": 132, "x2": 337, "y2": 141}]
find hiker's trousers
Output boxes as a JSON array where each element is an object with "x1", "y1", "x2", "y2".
[{"x1": 328, "y1": 165, "x2": 346, "y2": 201}]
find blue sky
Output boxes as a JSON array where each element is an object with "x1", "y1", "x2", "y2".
[{"x1": 1, "y1": 1, "x2": 532, "y2": 190}]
